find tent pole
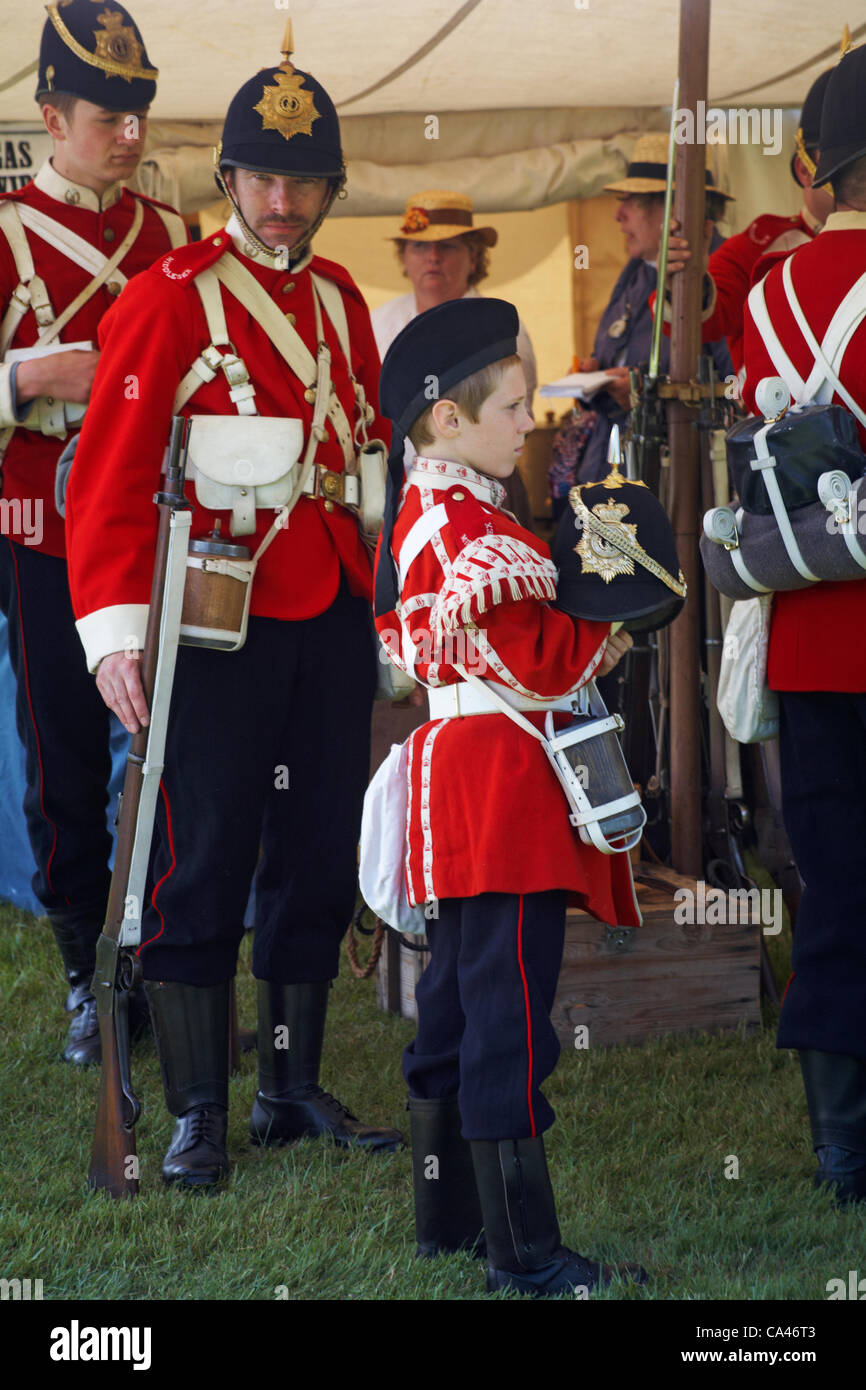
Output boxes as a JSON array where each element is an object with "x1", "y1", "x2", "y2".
[{"x1": 667, "y1": 0, "x2": 710, "y2": 877}]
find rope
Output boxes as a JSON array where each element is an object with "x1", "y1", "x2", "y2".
[
  {"x1": 336, "y1": 0, "x2": 486, "y2": 109},
  {"x1": 0, "y1": 59, "x2": 38, "y2": 95},
  {"x1": 345, "y1": 904, "x2": 387, "y2": 979}
]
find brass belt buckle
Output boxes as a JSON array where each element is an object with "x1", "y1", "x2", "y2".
[{"x1": 320, "y1": 469, "x2": 343, "y2": 502}]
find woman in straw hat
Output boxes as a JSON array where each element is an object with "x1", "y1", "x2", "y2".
[{"x1": 372, "y1": 190, "x2": 537, "y2": 408}]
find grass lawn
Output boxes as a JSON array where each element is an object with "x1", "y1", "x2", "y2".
[{"x1": 1, "y1": 897, "x2": 863, "y2": 1302}]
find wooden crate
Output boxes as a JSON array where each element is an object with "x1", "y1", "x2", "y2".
[
  {"x1": 553, "y1": 863, "x2": 762, "y2": 1048},
  {"x1": 376, "y1": 863, "x2": 762, "y2": 1047}
]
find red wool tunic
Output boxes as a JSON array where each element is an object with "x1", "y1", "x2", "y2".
[
  {"x1": 66, "y1": 227, "x2": 387, "y2": 668},
  {"x1": 0, "y1": 162, "x2": 185, "y2": 557},
  {"x1": 701, "y1": 210, "x2": 819, "y2": 375},
  {"x1": 741, "y1": 211, "x2": 866, "y2": 691},
  {"x1": 375, "y1": 456, "x2": 641, "y2": 927}
]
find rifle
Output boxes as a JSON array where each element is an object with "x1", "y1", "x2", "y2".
[
  {"x1": 88, "y1": 417, "x2": 193, "y2": 1197},
  {"x1": 628, "y1": 78, "x2": 679, "y2": 495}
]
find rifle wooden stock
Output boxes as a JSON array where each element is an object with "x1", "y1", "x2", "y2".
[{"x1": 88, "y1": 418, "x2": 190, "y2": 1197}]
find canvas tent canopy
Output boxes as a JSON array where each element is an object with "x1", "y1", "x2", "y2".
[{"x1": 0, "y1": 0, "x2": 861, "y2": 220}]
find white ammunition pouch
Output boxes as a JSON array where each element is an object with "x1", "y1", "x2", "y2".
[
  {"x1": 183, "y1": 416, "x2": 305, "y2": 536},
  {"x1": 452, "y1": 664, "x2": 646, "y2": 855},
  {"x1": 173, "y1": 247, "x2": 387, "y2": 537}
]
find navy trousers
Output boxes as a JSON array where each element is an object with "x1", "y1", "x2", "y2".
[
  {"x1": 403, "y1": 890, "x2": 567, "y2": 1140},
  {"x1": 0, "y1": 538, "x2": 111, "y2": 929},
  {"x1": 140, "y1": 579, "x2": 376, "y2": 985},
  {"x1": 777, "y1": 690, "x2": 866, "y2": 1058}
]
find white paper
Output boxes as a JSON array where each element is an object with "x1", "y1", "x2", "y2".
[
  {"x1": 539, "y1": 371, "x2": 615, "y2": 401},
  {"x1": 5, "y1": 340, "x2": 94, "y2": 362}
]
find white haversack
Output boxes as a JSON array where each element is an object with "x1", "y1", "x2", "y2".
[{"x1": 359, "y1": 741, "x2": 428, "y2": 935}]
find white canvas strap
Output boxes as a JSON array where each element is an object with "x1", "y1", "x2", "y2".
[
  {"x1": 311, "y1": 270, "x2": 372, "y2": 447},
  {"x1": 747, "y1": 277, "x2": 806, "y2": 402},
  {"x1": 781, "y1": 256, "x2": 866, "y2": 426},
  {"x1": 250, "y1": 287, "x2": 332, "y2": 567},
  {"x1": 17, "y1": 202, "x2": 131, "y2": 283},
  {"x1": 213, "y1": 254, "x2": 354, "y2": 466},
  {"x1": 145, "y1": 200, "x2": 187, "y2": 250},
  {"x1": 0, "y1": 202, "x2": 54, "y2": 354},
  {"x1": 121, "y1": 505, "x2": 193, "y2": 947},
  {"x1": 398, "y1": 503, "x2": 449, "y2": 587},
  {"x1": 729, "y1": 509, "x2": 772, "y2": 593},
  {"x1": 750, "y1": 420, "x2": 819, "y2": 583}
]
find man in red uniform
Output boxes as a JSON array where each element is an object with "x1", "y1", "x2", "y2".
[
  {"x1": 698, "y1": 69, "x2": 834, "y2": 376},
  {"x1": 373, "y1": 297, "x2": 645, "y2": 1294},
  {"x1": 0, "y1": 1, "x2": 185, "y2": 1065},
  {"x1": 742, "y1": 45, "x2": 866, "y2": 1204},
  {"x1": 66, "y1": 32, "x2": 401, "y2": 1189}
]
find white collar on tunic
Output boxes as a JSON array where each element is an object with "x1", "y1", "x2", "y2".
[
  {"x1": 821, "y1": 210, "x2": 866, "y2": 234},
  {"x1": 33, "y1": 159, "x2": 123, "y2": 212},
  {"x1": 225, "y1": 212, "x2": 313, "y2": 274},
  {"x1": 801, "y1": 203, "x2": 824, "y2": 235},
  {"x1": 409, "y1": 456, "x2": 507, "y2": 509}
]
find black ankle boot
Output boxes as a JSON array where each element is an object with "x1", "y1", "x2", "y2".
[
  {"x1": 409, "y1": 1096, "x2": 484, "y2": 1257},
  {"x1": 50, "y1": 916, "x2": 102, "y2": 1066},
  {"x1": 470, "y1": 1136, "x2": 648, "y2": 1296},
  {"x1": 249, "y1": 980, "x2": 404, "y2": 1153},
  {"x1": 800, "y1": 1050, "x2": 866, "y2": 1205},
  {"x1": 145, "y1": 980, "x2": 232, "y2": 1190}
]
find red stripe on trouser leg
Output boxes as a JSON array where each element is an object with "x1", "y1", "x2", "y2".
[
  {"x1": 6, "y1": 538, "x2": 62, "y2": 900},
  {"x1": 138, "y1": 779, "x2": 176, "y2": 955},
  {"x1": 515, "y1": 893, "x2": 536, "y2": 1137}
]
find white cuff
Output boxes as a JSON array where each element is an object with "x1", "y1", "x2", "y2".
[
  {"x1": 0, "y1": 362, "x2": 16, "y2": 428},
  {"x1": 75, "y1": 603, "x2": 149, "y2": 673}
]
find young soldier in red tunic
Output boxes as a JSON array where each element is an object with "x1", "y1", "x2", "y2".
[
  {"x1": 0, "y1": 1, "x2": 185, "y2": 1066},
  {"x1": 742, "y1": 45, "x2": 866, "y2": 1205},
  {"x1": 66, "y1": 33, "x2": 401, "y2": 1188},
  {"x1": 373, "y1": 297, "x2": 646, "y2": 1294}
]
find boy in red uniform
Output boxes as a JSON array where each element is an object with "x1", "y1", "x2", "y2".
[{"x1": 373, "y1": 297, "x2": 646, "y2": 1294}]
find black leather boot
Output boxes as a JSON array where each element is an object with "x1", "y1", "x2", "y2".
[
  {"x1": 145, "y1": 980, "x2": 232, "y2": 1190},
  {"x1": 50, "y1": 916, "x2": 102, "y2": 1066},
  {"x1": 409, "y1": 1096, "x2": 484, "y2": 1258},
  {"x1": 470, "y1": 1136, "x2": 648, "y2": 1296},
  {"x1": 799, "y1": 1050, "x2": 866, "y2": 1205},
  {"x1": 249, "y1": 980, "x2": 404, "y2": 1153}
]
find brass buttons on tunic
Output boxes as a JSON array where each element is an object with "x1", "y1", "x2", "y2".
[
  {"x1": 452, "y1": 490, "x2": 465, "y2": 500},
  {"x1": 106, "y1": 281, "x2": 122, "y2": 297},
  {"x1": 213, "y1": 236, "x2": 223, "y2": 246},
  {"x1": 285, "y1": 312, "x2": 296, "y2": 325},
  {"x1": 104, "y1": 227, "x2": 115, "y2": 242},
  {"x1": 281, "y1": 282, "x2": 295, "y2": 294},
  {"x1": 323, "y1": 500, "x2": 334, "y2": 512},
  {"x1": 304, "y1": 387, "x2": 316, "y2": 403}
]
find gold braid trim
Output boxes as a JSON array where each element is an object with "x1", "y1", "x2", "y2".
[
  {"x1": 568, "y1": 488, "x2": 686, "y2": 598},
  {"x1": 46, "y1": 5, "x2": 158, "y2": 83}
]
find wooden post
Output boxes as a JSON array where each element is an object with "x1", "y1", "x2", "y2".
[{"x1": 667, "y1": 0, "x2": 710, "y2": 877}]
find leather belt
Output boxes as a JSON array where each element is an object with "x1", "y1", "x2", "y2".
[{"x1": 427, "y1": 681, "x2": 578, "y2": 719}]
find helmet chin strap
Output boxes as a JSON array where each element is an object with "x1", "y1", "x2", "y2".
[{"x1": 216, "y1": 162, "x2": 346, "y2": 265}]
